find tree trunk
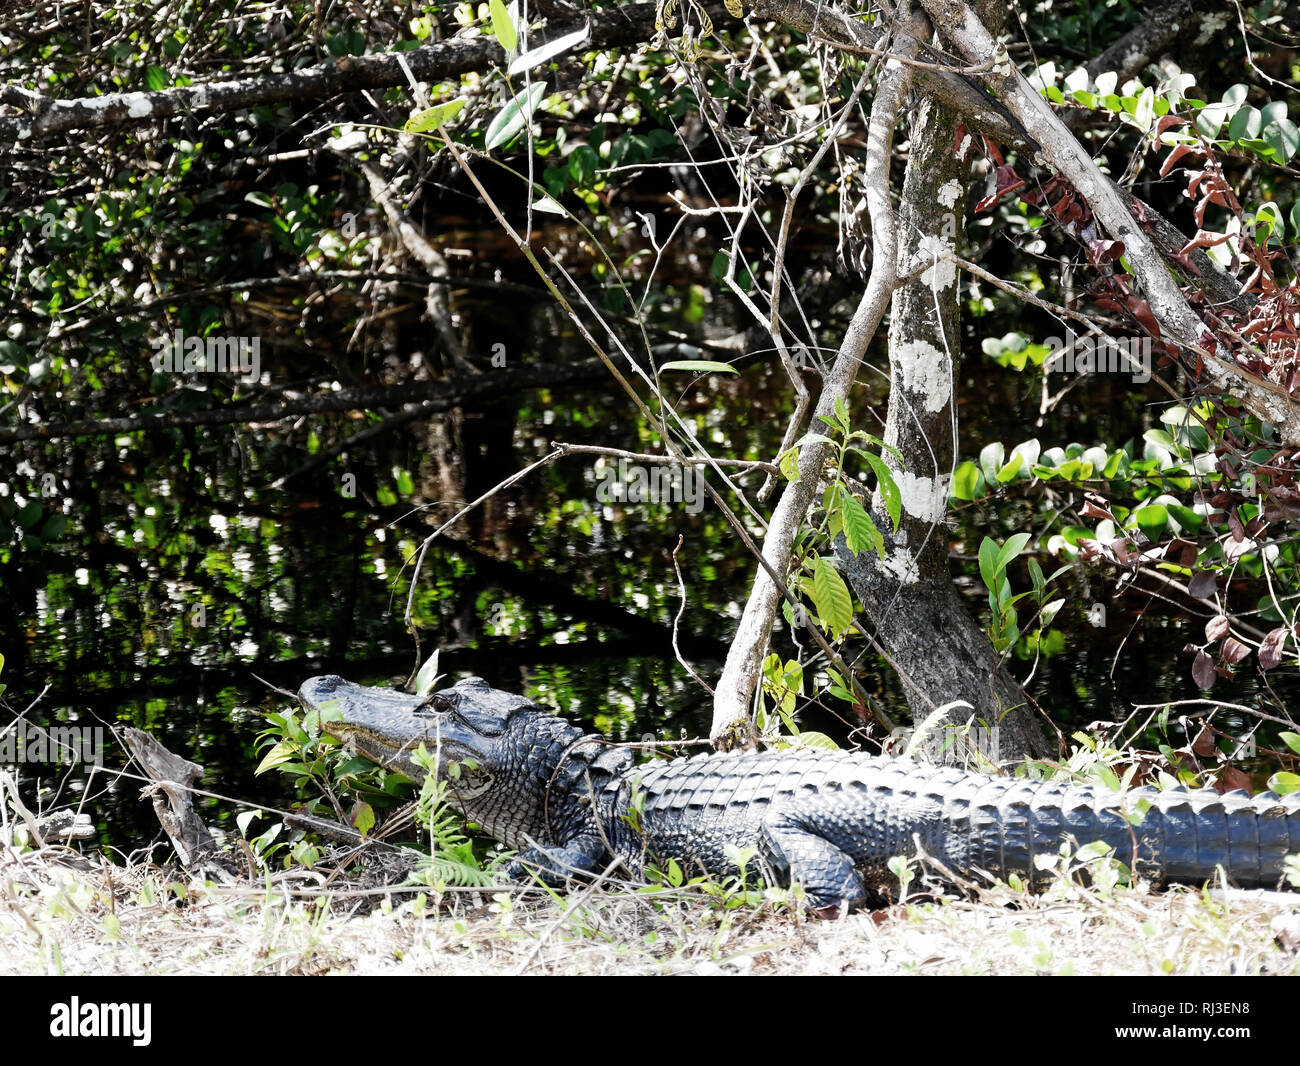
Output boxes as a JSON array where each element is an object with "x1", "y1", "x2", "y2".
[{"x1": 835, "y1": 11, "x2": 1054, "y2": 762}]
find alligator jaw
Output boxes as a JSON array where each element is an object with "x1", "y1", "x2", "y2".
[{"x1": 298, "y1": 674, "x2": 482, "y2": 787}]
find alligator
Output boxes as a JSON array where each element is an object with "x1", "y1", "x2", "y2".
[{"x1": 298, "y1": 674, "x2": 1300, "y2": 913}]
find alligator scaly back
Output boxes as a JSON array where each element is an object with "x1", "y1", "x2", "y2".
[{"x1": 590, "y1": 748, "x2": 1300, "y2": 909}]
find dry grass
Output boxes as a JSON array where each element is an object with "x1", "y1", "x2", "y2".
[{"x1": 2, "y1": 841, "x2": 1297, "y2": 975}]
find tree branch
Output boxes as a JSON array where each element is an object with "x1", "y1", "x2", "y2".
[
  {"x1": 707, "y1": 6, "x2": 925, "y2": 746},
  {"x1": 0, "y1": 4, "x2": 666, "y2": 141},
  {"x1": 920, "y1": 0, "x2": 1300, "y2": 443}
]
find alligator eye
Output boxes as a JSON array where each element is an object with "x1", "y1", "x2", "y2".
[{"x1": 417, "y1": 692, "x2": 455, "y2": 716}]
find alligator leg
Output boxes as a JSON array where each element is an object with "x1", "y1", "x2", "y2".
[
  {"x1": 505, "y1": 827, "x2": 611, "y2": 887},
  {"x1": 760, "y1": 811, "x2": 869, "y2": 914}
]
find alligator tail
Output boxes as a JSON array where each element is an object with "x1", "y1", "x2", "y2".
[{"x1": 904, "y1": 766, "x2": 1300, "y2": 890}]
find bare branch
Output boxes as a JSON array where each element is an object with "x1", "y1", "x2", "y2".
[{"x1": 708, "y1": 6, "x2": 926, "y2": 746}]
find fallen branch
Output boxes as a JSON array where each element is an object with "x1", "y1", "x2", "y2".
[{"x1": 121, "y1": 729, "x2": 239, "y2": 880}]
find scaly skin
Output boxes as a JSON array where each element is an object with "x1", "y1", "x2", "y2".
[{"x1": 300, "y1": 674, "x2": 1300, "y2": 911}]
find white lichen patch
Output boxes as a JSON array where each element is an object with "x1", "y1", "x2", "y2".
[
  {"x1": 915, "y1": 234, "x2": 957, "y2": 291},
  {"x1": 895, "y1": 471, "x2": 948, "y2": 523},
  {"x1": 1194, "y1": 12, "x2": 1228, "y2": 45},
  {"x1": 882, "y1": 544, "x2": 920, "y2": 585},
  {"x1": 937, "y1": 180, "x2": 962, "y2": 209},
  {"x1": 896, "y1": 339, "x2": 952, "y2": 413}
]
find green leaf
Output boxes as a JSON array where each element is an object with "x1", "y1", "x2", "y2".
[
  {"x1": 1261, "y1": 100, "x2": 1289, "y2": 125},
  {"x1": 778, "y1": 447, "x2": 801, "y2": 483},
  {"x1": 1133, "y1": 87, "x2": 1155, "y2": 131},
  {"x1": 146, "y1": 66, "x2": 169, "y2": 91},
  {"x1": 1027, "y1": 556, "x2": 1045, "y2": 596},
  {"x1": 1222, "y1": 84, "x2": 1249, "y2": 108},
  {"x1": 1279, "y1": 732, "x2": 1300, "y2": 756},
  {"x1": 404, "y1": 99, "x2": 467, "y2": 133},
  {"x1": 832, "y1": 397, "x2": 851, "y2": 434},
  {"x1": 1268, "y1": 772, "x2": 1300, "y2": 795},
  {"x1": 1195, "y1": 105, "x2": 1228, "y2": 139},
  {"x1": 995, "y1": 532, "x2": 1032, "y2": 574},
  {"x1": 1262, "y1": 118, "x2": 1299, "y2": 162},
  {"x1": 41, "y1": 513, "x2": 68, "y2": 540},
  {"x1": 489, "y1": 0, "x2": 518, "y2": 52},
  {"x1": 859, "y1": 452, "x2": 901, "y2": 531},
  {"x1": 485, "y1": 81, "x2": 548, "y2": 150},
  {"x1": 507, "y1": 26, "x2": 590, "y2": 76},
  {"x1": 996, "y1": 452, "x2": 1024, "y2": 483},
  {"x1": 1134, "y1": 503, "x2": 1168, "y2": 540},
  {"x1": 797, "y1": 431, "x2": 838, "y2": 450},
  {"x1": 951, "y1": 460, "x2": 983, "y2": 501},
  {"x1": 1228, "y1": 105, "x2": 1262, "y2": 142},
  {"x1": 784, "y1": 731, "x2": 840, "y2": 750},
  {"x1": 1090, "y1": 763, "x2": 1121, "y2": 792},
  {"x1": 1010, "y1": 438, "x2": 1040, "y2": 470},
  {"x1": 568, "y1": 144, "x2": 599, "y2": 184},
  {"x1": 255, "y1": 740, "x2": 299, "y2": 775},
  {"x1": 658, "y1": 360, "x2": 738, "y2": 374},
  {"x1": 236, "y1": 810, "x2": 264, "y2": 836},
  {"x1": 978, "y1": 536, "x2": 1000, "y2": 592},
  {"x1": 414, "y1": 649, "x2": 442, "y2": 697},
  {"x1": 979, "y1": 441, "x2": 1005, "y2": 482},
  {"x1": 840, "y1": 490, "x2": 884, "y2": 558},
  {"x1": 1143, "y1": 427, "x2": 1176, "y2": 451},
  {"x1": 810, "y1": 557, "x2": 853, "y2": 639},
  {"x1": 351, "y1": 802, "x2": 376, "y2": 837}
]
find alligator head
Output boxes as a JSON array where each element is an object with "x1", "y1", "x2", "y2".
[{"x1": 297, "y1": 674, "x2": 631, "y2": 850}]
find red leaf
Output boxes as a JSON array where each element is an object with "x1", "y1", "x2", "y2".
[
  {"x1": 1217, "y1": 766, "x2": 1253, "y2": 793},
  {"x1": 1127, "y1": 297, "x2": 1162, "y2": 337},
  {"x1": 1205, "y1": 614, "x2": 1231, "y2": 641},
  {"x1": 1160, "y1": 142, "x2": 1197, "y2": 177},
  {"x1": 1191, "y1": 720, "x2": 1217, "y2": 754},
  {"x1": 1222, "y1": 636, "x2": 1251, "y2": 664},
  {"x1": 1192, "y1": 650, "x2": 1216, "y2": 689},
  {"x1": 1258, "y1": 627, "x2": 1288, "y2": 670},
  {"x1": 1081, "y1": 494, "x2": 1116, "y2": 521},
  {"x1": 1169, "y1": 538, "x2": 1198, "y2": 567}
]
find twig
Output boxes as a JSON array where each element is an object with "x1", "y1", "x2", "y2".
[{"x1": 672, "y1": 536, "x2": 714, "y2": 696}]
